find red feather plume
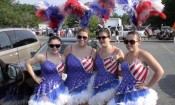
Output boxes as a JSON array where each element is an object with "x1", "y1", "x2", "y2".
[
  {"x1": 150, "y1": 10, "x2": 166, "y2": 19},
  {"x1": 64, "y1": 0, "x2": 86, "y2": 19},
  {"x1": 36, "y1": 10, "x2": 47, "y2": 21}
]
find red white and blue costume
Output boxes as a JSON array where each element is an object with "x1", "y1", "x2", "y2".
[
  {"x1": 89, "y1": 48, "x2": 120, "y2": 105},
  {"x1": 65, "y1": 45, "x2": 95, "y2": 105},
  {"x1": 108, "y1": 53, "x2": 157, "y2": 105},
  {"x1": 28, "y1": 52, "x2": 69, "y2": 105}
]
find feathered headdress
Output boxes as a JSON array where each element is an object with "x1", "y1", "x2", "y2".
[
  {"x1": 35, "y1": 0, "x2": 66, "y2": 31},
  {"x1": 135, "y1": 0, "x2": 166, "y2": 26},
  {"x1": 117, "y1": 0, "x2": 166, "y2": 27}
]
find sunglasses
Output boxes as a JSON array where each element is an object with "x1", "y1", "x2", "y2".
[
  {"x1": 49, "y1": 44, "x2": 61, "y2": 48},
  {"x1": 77, "y1": 35, "x2": 88, "y2": 40},
  {"x1": 96, "y1": 36, "x2": 108, "y2": 40},
  {"x1": 123, "y1": 39, "x2": 138, "y2": 45}
]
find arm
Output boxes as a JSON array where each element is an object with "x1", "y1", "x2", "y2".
[
  {"x1": 137, "y1": 51, "x2": 164, "y2": 89},
  {"x1": 63, "y1": 45, "x2": 71, "y2": 74},
  {"x1": 143, "y1": 51, "x2": 164, "y2": 88},
  {"x1": 63, "y1": 45, "x2": 71, "y2": 58},
  {"x1": 115, "y1": 48, "x2": 124, "y2": 76},
  {"x1": 25, "y1": 54, "x2": 45, "y2": 84},
  {"x1": 91, "y1": 48, "x2": 97, "y2": 72},
  {"x1": 91, "y1": 48, "x2": 97, "y2": 61}
]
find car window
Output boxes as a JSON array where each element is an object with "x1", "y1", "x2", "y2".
[
  {"x1": 35, "y1": 42, "x2": 76, "y2": 55},
  {"x1": 34, "y1": 39, "x2": 98, "y2": 56},
  {"x1": 0, "y1": 32, "x2": 12, "y2": 51},
  {"x1": 14, "y1": 30, "x2": 38, "y2": 47},
  {"x1": 5, "y1": 30, "x2": 16, "y2": 47}
]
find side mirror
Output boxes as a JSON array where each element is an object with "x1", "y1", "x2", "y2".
[
  {"x1": 7, "y1": 65, "x2": 23, "y2": 80},
  {"x1": 7, "y1": 65, "x2": 17, "y2": 79},
  {"x1": 0, "y1": 44, "x2": 3, "y2": 50},
  {"x1": 31, "y1": 51, "x2": 36, "y2": 57}
]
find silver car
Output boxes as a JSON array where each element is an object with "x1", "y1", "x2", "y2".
[
  {"x1": 0, "y1": 37, "x2": 99, "y2": 105},
  {"x1": 0, "y1": 28, "x2": 41, "y2": 64}
]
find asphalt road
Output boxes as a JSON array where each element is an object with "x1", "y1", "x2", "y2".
[{"x1": 37, "y1": 36, "x2": 175, "y2": 105}]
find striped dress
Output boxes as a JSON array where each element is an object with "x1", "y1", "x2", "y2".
[
  {"x1": 108, "y1": 53, "x2": 158, "y2": 105},
  {"x1": 89, "y1": 48, "x2": 120, "y2": 105},
  {"x1": 65, "y1": 45, "x2": 95, "y2": 105}
]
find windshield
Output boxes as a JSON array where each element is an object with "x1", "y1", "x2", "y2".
[
  {"x1": 34, "y1": 39, "x2": 99, "y2": 56},
  {"x1": 35, "y1": 41, "x2": 76, "y2": 55}
]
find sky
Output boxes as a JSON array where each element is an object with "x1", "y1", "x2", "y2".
[
  {"x1": 17, "y1": 0, "x2": 125, "y2": 16},
  {"x1": 17, "y1": 0, "x2": 93, "y2": 5}
]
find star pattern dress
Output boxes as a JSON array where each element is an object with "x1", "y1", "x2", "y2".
[
  {"x1": 89, "y1": 48, "x2": 120, "y2": 105},
  {"x1": 28, "y1": 53, "x2": 69, "y2": 105},
  {"x1": 65, "y1": 46, "x2": 95, "y2": 105}
]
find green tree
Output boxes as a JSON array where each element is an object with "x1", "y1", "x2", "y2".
[
  {"x1": 63, "y1": 15, "x2": 79, "y2": 28},
  {"x1": 121, "y1": 14, "x2": 130, "y2": 25},
  {"x1": 88, "y1": 16, "x2": 99, "y2": 37},
  {"x1": 162, "y1": 0, "x2": 175, "y2": 26},
  {"x1": 0, "y1": 0, "x2": 39, "y2": 27}
]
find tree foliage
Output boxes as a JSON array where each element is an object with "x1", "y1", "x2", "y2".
[
  {"x1": 1, "y1": 0, "x2": 174, "y2": 29},
  {"x1": 88, "y1": 16, "x2": 99, "y2": 37},
  {"x1": 63, "y1": 15, "x2": 79, "y2": 29},
  {"x1": 0, "y1": 0, "x2": 39, "y2": 28}
]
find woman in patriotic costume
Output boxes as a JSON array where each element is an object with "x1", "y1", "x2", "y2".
[
  {"x1": 64, "y1": 28, "x2": 96, "y2": 105},
  {"x1": 25, "y1": 36, "x2": 69, "y2": 105},
  {"x1": 89, "y1": 28, "x2": 124, "y2": 105},
  {"x1": 108, "y1": 31, "x2": 164, "y2": 105}
]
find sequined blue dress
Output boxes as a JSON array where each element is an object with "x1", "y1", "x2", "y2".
[
  {"x1": 28, "y1": 60, "x2": 69, "y2": 105},
  {"x1": 65, "y1": 53, "x2": 95, "y2": 105},
  {"x1": 108, "y1": 61, "x2": 158, "y2": 105},
  {"x1": 89, "y1": 52, "x2": 120, "y2": 105}
]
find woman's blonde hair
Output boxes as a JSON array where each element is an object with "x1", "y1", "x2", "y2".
[
  {"x1": 127, "y1": 31, "x2": 141, "y2": 40},
  {"x1": 77, "y1": 28, "x2": 90, "y2": 37}
]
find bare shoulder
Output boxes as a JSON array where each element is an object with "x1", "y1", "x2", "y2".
[
  {"x1": 63, "y1": 45, "x2": 72, "y2": 56},
  {"x1": 64, "y1": 45, "x2": 72, "y2": 52},
  {"x1": 34, "y1": 53, "x2": 45, "y2": 62},
  {"x1": 140, "y1": 50, "x2": 153, "y2": 58},
  {"x1": 117, "y1": 48, "x2": 124, "y2": 55},
  {"x1": 61, "y1": 54, "x2": 66, "y2": 61},
  {"x1": 139, "y1": 50, "x2": 156, "y2": 63},
  {"x1": 91, "y1": 47, "x2": 97, "y2": 53},
  {"x1": 114, "y1": 47, "x2": 124, "y2": 55},
  {"x1": 26, "y1": 53, "x2": 45, "y2": 65}
]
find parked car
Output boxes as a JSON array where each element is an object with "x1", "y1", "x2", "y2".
[
  {"x1": 0, "y1": 28, "x2": 41, "y2": 64},
  {"x1": 156, "y1": 30, "x2": 175, "y2": 40},
  {"x1": 0, "y1": 38, "x2": 99, "y2": 105},
  {"x1": 123, "y1": 28, "x2": 146, "y2": 38}
]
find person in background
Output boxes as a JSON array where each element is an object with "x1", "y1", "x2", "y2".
[
  {"x1": 108, "y1": 31, "x2": 164, "y2": 105},
  {"x1": 64, "y1": 28, "x2": 96, "y2": 105},
  {"x1": 115, "y1": 27, "x2": 120, "y2": 43},
  {"x1": 25, "y1": 36, "x2": 69, "y2": 105},
  {"x1": 89, "y1": 28, "x2": 124, "y2": 105}
]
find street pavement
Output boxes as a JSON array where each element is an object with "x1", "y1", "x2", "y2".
[{"x1": 37, "y1": 36, "x2": 175, "y2": 105}]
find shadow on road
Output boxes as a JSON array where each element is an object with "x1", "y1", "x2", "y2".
[{"x1": 159, "y1": 74, "x2": 175, "y2": 98}]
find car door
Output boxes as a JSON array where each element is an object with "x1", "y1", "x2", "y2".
[
  {"x1": 14, "y1": 30, "x2": 40, "y2": 61},
  {"x1": 0, "y1": 31, "x2": 19, "y2": 63}
]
